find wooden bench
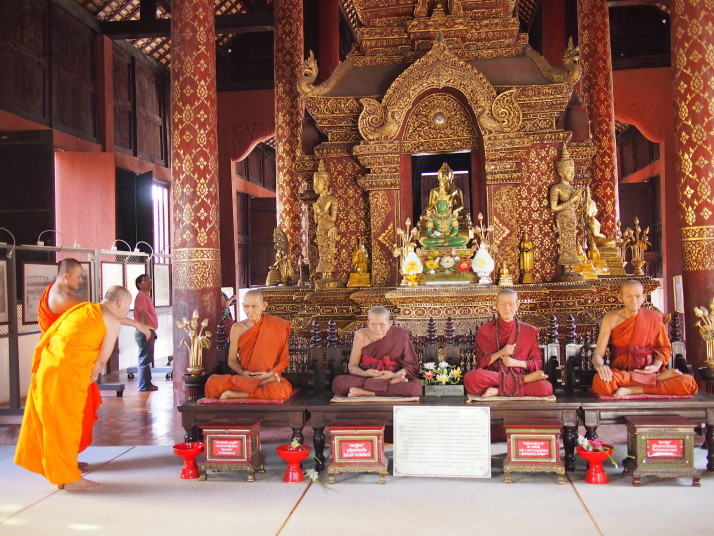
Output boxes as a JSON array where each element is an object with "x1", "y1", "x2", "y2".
[{"x1": 178, "y1": 314, "x2": 714, "y2": 474}]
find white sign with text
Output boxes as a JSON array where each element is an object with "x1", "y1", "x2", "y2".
[{"x1": 393, "y1": 406, "x2": 491, "y2": 478}]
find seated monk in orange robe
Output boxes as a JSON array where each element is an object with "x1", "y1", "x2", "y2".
[
  {"x1": 205, "y1": 289, "x2": 292, "y2": 400},
  {"x1": 15, "y1": 286, "x2": 131, "y2": 491},
  {"x1": 331, "y1": 306, "x2": 422, "y2": 398},
  {"x1": 591, "y1": 280, "x2": 698, "y2": 397},
  {"x1": 464, "y1": 288, "x2": 552, "y2": 397}
]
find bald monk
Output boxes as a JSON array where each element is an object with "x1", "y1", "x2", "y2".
[
  {"x1": 331, "y1": 306, "x2": 423, "y2": 397},
  {"x1": 15, "y1": 286, "x2": 132, "y2": 491},
  {"x1": 205, "y1": 289, "x2": 292, "y2": 400},
  {"x1": 464, "y1": 288, "x2": 553, "y2": 397},
  {"x1": 591, "y1": 280, "x2": 698, "y2": 397},
  {"x1": 37, "y1": 259, "x2": 151, "y2": 463}
]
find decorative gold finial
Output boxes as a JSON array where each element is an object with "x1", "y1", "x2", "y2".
[{"x1": 694, "y1": 299, "x2": 714, "y2": 369}]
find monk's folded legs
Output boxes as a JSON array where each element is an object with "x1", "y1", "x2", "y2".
[
  {"x1": 592, "y1": 368, "x2": 699, "y2": 396},
  {"x1": 464, "y1": 369, "x2": 553, "y2": 397},
  {"x1": 332, "y1": 375, "x2": 422, "y2": 397}
]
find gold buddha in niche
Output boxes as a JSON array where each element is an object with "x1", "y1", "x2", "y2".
[{"x1": 426, "y1": 161, "x2": 465, "y2": 215}]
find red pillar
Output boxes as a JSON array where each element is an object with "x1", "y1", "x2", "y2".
[
  {"x1": 541, "y1": 0, "x2": 567, "y2": 68},
  {"x1": 275, "y1": 0, "x2": 306, "y2": 258},
  {"x1": 170, "y1": 0, "x2": 222, "y2": 404},
  {"x1": 671, "y1": 1, "x2": 714, "y2": 374},
  {"x1": 318, "y1": 0, "x2": 340, "y2": 81},
  {"x1": 577, "y1": 0, "x2": 619, "y2": 237}
]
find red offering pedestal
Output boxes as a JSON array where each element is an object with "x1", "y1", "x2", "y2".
[
  {"x1": 577, "y1": 445, "x2": 612, "y2": 484},
  {"x1": 276, "y1": 445, "x2": 311, "y2": 482},
  {"x1": 504, "y1": 420, "x2": 565, "y2": 484},
  {"x1": 173, "y1": 442, "x2": 205, "y2": 479},
  {"x1": 327, "y1": 421, "x2": 388, "y2": 484}
]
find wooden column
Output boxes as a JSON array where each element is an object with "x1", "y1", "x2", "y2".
[
  {"x1": 318, "y1": 0, "x2": 340, "y2": 81},
  {"x1": 577, "y1": 0, "x2": 618, "y2": 237},
  {"x1": 275, "y1": 0, "x2": 306, "y2": 258},
  {"x1": 671, "y1": 1, "x2": 714, "y2": 374},
  {"x1": 541, "y1": 0, "x2": 567, "y2": 68},
  {"x1": 170, "y1": 0, "x2": 222, "y2": 403}
]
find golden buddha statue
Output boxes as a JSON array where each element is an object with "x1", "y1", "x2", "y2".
[
  {"x1": 549, "y1": 143, "x2": 583, "y2": 281},
  {"x1": 497, "y1": 264, "x2": 514, "y2": 286},
  {"x1": 427, "y1": 162, "x2": 465, "y2": 215},
  {"x1": 518, "y1": 230, "x2": 534, "y2": 284},
  {"x1": 419, "y1": 184, "x2": 468, "y2": 249},
  {"x1": 585, "y1": 186, "x2": 616, "y2": 248},
  {"x1": 312, "y1": 160, "x2": 342, "y2": 289},
  {"x1": 347, "y1": 242, "x2": 370, "y2": 287}
]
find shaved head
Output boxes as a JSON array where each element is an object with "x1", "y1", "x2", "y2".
[
  {"x1": 244, "y1": 289, "x2": 265, "y2": 302},
  {"x1": 368, "y1": 306, "x2": 390, "y2": 320},
  {"x1": 620, "y1": 280, "x2": 644, "y2": 295},
  {"x1": 104, "y1": 285, "x2": 130, "y2": 302},
  {"x1": 58, "y1": 258, "x2": 82, "y2": 275},
  {"x1": 496, "y1": 287, "x2": 518, "y2": 303}
]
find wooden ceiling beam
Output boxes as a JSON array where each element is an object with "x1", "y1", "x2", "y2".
[{"x1": 100, "y1": 11, "x2": 273, "y2": 38}]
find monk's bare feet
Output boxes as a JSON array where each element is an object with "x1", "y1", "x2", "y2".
[
  {"x1": 613, "y1": 386, "x2": 644, "y2": 397},
  {"x1": 389, "y1": 376, "x2": 408, "y2": 385},
  {"x1": 524, "y1": 370, "x2": 548, "y2": 383},
  {"x1": 219, "y1": 390, "x2": 249, "y2": 400},
  {"x1": 259, "y1": 373, "x2": 279, "y2": 386},
  {"x1": 347, "y1": 387, "x2": 376, "y2": 398},
  {"x1": 481, "y1": 387, "x2": 499, "y2": 398},
  {"x1": 657, "y1": 369, "x2": 683, "y2": 381},
  {"x1": 60, "y1": 478, "x2": 103, "y2": 491},
  {"x1": 78, "y1": 461, "x2": 89, "y2": 471}
]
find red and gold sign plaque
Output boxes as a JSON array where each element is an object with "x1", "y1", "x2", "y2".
[
  {"x1": 328, "y1": 423, "x2": 385, "y2": 466},
  {"x1": 198, "y1": 421, "x2": 265, "y2": 482},
  {"x1": 624, "y1": 416, "x2": 700, "y2": 487},
  {"x1": 503, "y1": 419, "x2": 565, "y2": 484},
  {"x1": 646, "y1": 438, "x2": 684, "y2": 459}
]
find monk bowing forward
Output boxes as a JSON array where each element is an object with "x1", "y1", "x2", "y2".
[
  {"x1": 205, "y1": 290, "x2": 292, "y2": 400},
  {"x1": 331, "y1": 306, "x2": 422, "y2": 398},
  {"x1": 591, "y1": 280, "x2": 697, "y2": 397},
  {"x1": 464, "y1": 288, "x2": 553, "y2": 398}
]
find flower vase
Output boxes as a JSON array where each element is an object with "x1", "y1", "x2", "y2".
[
  {"x1": 276, "y1": 445, "x2": 311, "y2": 482},
  {"x1": 630, "y1": 259, "x2": 646, "y2": 276},
  {"x1": 472, "y1": 242, "x2": 495, "y2": 284},
  {"x1": 576, "y1": 445, "x2": 613, "y2": 484},
  {"x1": 173, "y1": 442, "x2": 204, "y2": 479}
]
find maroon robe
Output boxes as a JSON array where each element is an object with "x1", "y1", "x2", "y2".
[
  {"x1": 464, "y1": 318, "x2": 552, "y2": 397},
  {"x1": 332, "y1": 325, "x2": 423, "y2": 396}
]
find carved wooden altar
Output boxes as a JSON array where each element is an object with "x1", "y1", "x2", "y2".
[{"x1": 280, "y1": 0, "x2": 629, "y2": 335}]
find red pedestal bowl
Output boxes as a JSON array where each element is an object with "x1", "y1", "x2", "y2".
[
  {"x1": 576, "y1": 445, "x2": 613, "y2": 484},
  {"x1": 173, "y1": 442, "x2": 205, "y2": 479},
  {"x1": 276, "y1": 445, "x2": 311, "y2": 482}
]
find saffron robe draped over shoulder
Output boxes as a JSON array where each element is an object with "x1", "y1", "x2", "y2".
[
  {"x1": 205, "y1": 315, "x2": 293, "y2": 399},
  {"x1": 592, "y1": 308, "x2": 698, "y2": 396},
  {"x1": 331, "y1": 326, "x2": 423, "y2": 397},
  {"x1": 464, "y1": 318, "x2": 553, "y2": 397},
  {"x1": 36, "y1": 284, "x2": 101, "y2": 453},
  {"x1": 14, "y1": 303, "x2": 106, "y2": 485}
]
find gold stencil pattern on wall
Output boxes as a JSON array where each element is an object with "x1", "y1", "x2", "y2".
[
  {"x1": 370, "y1": 190, "x2": 393, "y2": 286},
  {"x1": 491, "y1": 185, "x2": 520, "y2": 278}
]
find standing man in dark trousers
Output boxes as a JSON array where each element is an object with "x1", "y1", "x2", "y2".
[{"x1": 134, "y1": 274, "x2": 159, "y2": 391}]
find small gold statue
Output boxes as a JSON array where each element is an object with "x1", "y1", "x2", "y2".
[
  {"x1": 584, "y1": 186, "x2": 615, "y2": 248},
  {"x1": 266, "y1": 225, "x2": 293, "y2": 286},
  {"x1": 549, "y1": 143, "x2": 583, "y2": 281},
  {"x1": 312, "y1": 160, "x2": 343, "y2": 289},
  {"x1": 574, "y1": 244, "x2": 598, "y2": 280},
  {"x1": 586, "y1": 235, "x2": 610, "y2": 276},
  {"x1": 426, "y1": 162, "x2": 465, "y2": 215},
  {"x1": 518, "y1": 231, "x2": 534, "y2": 284},
  {"x1": 694, "y1": 299, "x2": 714, "y2": 369},
  {"x1": 497, "y1": 264, "x2": 514, "y2": 286},
  {"x1": 347, "y1": 242, "x2": 371, "y2": 287}
]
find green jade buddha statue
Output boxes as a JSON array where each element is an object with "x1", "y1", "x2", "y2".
[{"x1": 419, "y1": 188, "x2": 468, "y2": 249}]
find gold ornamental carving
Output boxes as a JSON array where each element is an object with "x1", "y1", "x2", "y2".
[
  {"x1": 402, "y1": 93, "x2": 479, "y2": 154},
  {"x1": 549, "y1": 143, "x2": 583, "y2": 281},
  {"x1": 356, "y1": 39, "x2": 522, "y2": 142},
  {"x1": 523, "y1": 39, "x2": 581, "y2": 86},
  {"x1": 173, "y1": 248, "x2": 221, "y2": 290},
  {"x1": 297, "y1": 51, "x2": 355, "y2": 97},
  {"x1": 680, "y1": 225, "x2": 714, "y2": 272}
]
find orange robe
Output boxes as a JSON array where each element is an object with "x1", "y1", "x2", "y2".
[
  {"x1": 592, "y1": 308, "x2": 698, "y2": 396},
  {"x1": 15, "y1": 303, "x2": 107, "y2": 485},
  {"x1": 205, "y1": 315, "x2": 293, "y2": 399},
  {"x1": 36, "y1": 284, "x2": 101, "y2": 453}
]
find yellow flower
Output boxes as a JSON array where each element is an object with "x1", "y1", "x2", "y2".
[
  {"x1": 425, "y1": 259, "x2": 439, "y2": 270},
  {"x1": 404, "y1": 261, "x2": 420, "y2": 274},
  {"x1": 437, "y1": 373, "x2": 450, "y2": 384},
  {"x1": 451, "y1": 367, "x2": 462, "y2": 380}
]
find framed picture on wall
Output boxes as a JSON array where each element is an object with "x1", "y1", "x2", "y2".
[
  {"x1": 673, "y1": 275, "x2": 684, "y2": 314},
  {"x1": 23, "y1": 262, "x2": 59, "y2": 324},
  {"x1": 0, "y1": 260, "x2": 8, "y2": 324},
  {"x1": 125, "y1": 262, "x2": 148, "y2": 309},
  {"x1": 153, "y1": 263, "x2": 171, "y2": 307},
  {"x1": 101, "y1": 262, "x2": 123, "y2": 301},
  {"x1": 75, "y1": 262, "x2": 92, "y2": 303}
]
